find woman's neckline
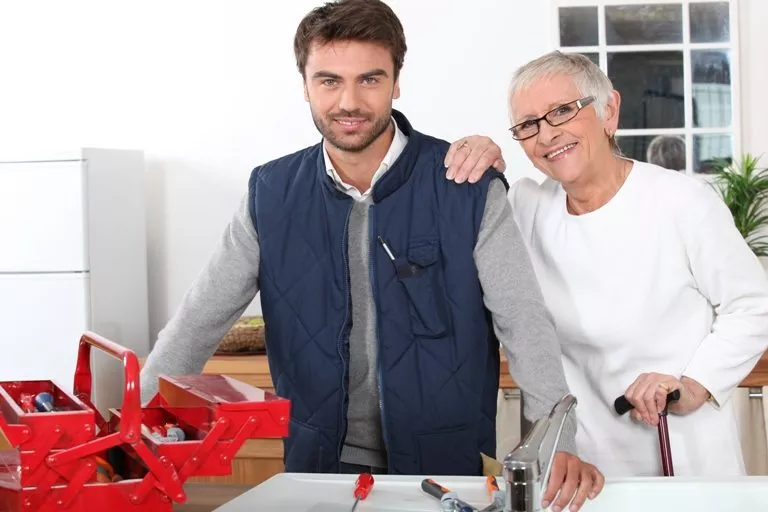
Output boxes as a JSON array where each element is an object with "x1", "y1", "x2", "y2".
[{"x1": 562, "y1": 158, "x2": 637, "y2": 219}]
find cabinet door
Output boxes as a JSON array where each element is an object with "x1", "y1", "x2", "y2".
[
  {"x1": 0, "y1": 273, "x2": 89, "y2": 392},
  {"x1": 0, "y1": 161, "x2": 87, "y2": 272}
]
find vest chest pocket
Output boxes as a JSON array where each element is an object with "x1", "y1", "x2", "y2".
[{"x1": 395, "y1": 240, "x2": 449, "y2": 338}]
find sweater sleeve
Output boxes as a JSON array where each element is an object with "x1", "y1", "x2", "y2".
[
  {"x1": 681, "y1": 192, "x2": 768, "y2": 406},
  {"x1": 139, "y1": 193, "x2": 261, "y2": 403},
  {"x1": 474, "y1": 179, "x2": 578, "y2": 455}
]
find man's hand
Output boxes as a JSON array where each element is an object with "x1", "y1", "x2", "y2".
[
  {"x1": 445, "y1": 135, "x2": 506, "y2": 183},
  {"x1": 542, "y1": 452, "x2": 604, "y2": 512},
  {"x1": 624, "y1": 373, "x2": 711, "y2": 427}
]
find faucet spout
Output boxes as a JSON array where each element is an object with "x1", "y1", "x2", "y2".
[{"x1": 501, "y1": 394, "x2": 577, "y2": 512}]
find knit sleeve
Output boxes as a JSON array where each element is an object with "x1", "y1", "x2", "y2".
[{"x1": 474, "y1": 179, "x2": 578, "y2": 454}]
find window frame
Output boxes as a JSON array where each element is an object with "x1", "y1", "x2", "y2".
[{"x1": 551, "y1": 0, "x2": 741, "y2": 174}]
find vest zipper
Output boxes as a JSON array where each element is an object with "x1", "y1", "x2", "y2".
[
  {"x1": 336, "y1": 204, "x2": 353, "y2": 463},
  {"x1": 369, "y1": 206, "x2": 391, "y2": 456}
]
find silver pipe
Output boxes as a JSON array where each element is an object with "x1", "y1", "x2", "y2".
[{"x1": 749, "y1": 387, "x2": 763, "y2": 399}]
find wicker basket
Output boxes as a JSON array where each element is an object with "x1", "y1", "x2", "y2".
[{"x1": 215, "y1": 316, "x2": 266, "y2": 355}]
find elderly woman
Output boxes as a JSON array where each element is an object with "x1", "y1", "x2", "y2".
[{"x1": 447, "y1": 51, "x2": 768, "y2": 478}]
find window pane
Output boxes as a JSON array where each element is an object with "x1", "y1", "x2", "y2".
[
  {"x1": 694, "y1": 134, "x2": 732, "y2": 173},
  {"x1": 692, "y1": 50, "x2": 731, "y2": 128},
  {"x1": 690, "y1": 2, "x2": 729, "y2": 43},
  {"x1": 608, "y1": 52, "x2": 684, "y2": 129},
  {"x1": 605, "y1": 4, "x2": 683, "y2": 45},
  {"x1": 559, "y1": 6, "x2": 599, "y2": 46},
  {"x1": 581, "y1": 52, "x2": 600, "y2": 67},
  {"x1": 616, "y1": 135, "x2": 656, "y2": 163},
  {"x1": 617, "y1": 135, "x2": 686, "y2": 171}
]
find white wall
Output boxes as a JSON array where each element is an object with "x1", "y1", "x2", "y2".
[
  {"x1": 0, "y1": 0, "x2": 553, "y2": 345},
  {"x1": 1, "y1": 1, "x2": 763, "y2": 346},
  {"x1": 738, "y1": 0, "x2": 768, "y2": 160}
]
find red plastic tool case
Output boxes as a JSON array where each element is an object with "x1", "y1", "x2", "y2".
[{"x1": 0, "y1": 332, "x2": 290, "y2": 511}]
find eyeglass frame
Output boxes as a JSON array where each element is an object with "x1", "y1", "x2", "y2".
[{"x1": 509, "y1": 96, "x2": 596, "y2": 141}]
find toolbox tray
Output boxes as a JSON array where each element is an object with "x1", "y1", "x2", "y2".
[{"x1": 0, "y1": 331, "x2": 290, "y2": 511}]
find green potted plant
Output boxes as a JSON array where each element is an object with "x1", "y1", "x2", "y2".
[{"x1": 711, "y1": 154, "x2": 768, "y2": 257}]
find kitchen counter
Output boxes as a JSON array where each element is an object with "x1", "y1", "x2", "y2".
[
  {"x1": 206, "y1": 350, "x2": 768, "y2": 391},
  {"x1": 182, "y1": 473, "x2": 768, "y2": 512}
]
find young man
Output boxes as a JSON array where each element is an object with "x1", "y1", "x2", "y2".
[{"x1": 141, "y1": 1, "x2": 604, "y2": 509}]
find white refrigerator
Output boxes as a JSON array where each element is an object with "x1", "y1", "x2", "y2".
[{"x1": 0, "y1": 148, "x2": 149, "y2": 411}]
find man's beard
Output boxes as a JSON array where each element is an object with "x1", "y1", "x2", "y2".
[{"x1": 312, "y1": 108, "x2": 392, "y2": 153}]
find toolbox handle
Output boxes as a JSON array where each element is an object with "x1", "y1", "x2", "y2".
[{"x1": 73, "y1": 331, "x2": 142, "y2": 443}]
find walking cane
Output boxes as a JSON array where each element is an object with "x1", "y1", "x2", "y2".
[{"x1": 614, "y1": 389, "x2": 681, "y2": 476}]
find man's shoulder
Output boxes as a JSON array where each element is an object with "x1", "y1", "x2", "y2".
[
  {"x1": 250, "y1": 142, "x2": 323, "y2": 185},
  {"x1": 411, "y1": 131, "x2": 508, "y2": 192},
  {"x1": 411, "y1": 130, "x2": 451, "y2": 168}
]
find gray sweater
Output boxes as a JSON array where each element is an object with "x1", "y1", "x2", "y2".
[{"x1": 140, "y1": 173, "x2": 577, "y2": 466}]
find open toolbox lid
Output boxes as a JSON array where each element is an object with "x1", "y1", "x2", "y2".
[{"x1": 158, "y1": 374, "x2": 289, "y2": 413}]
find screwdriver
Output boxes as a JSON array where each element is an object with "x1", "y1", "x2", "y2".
[
  {"x1": 421, "y1": 478, "x2": 477, "y2": 511},
  {"x1": 480, "y1": 475, "x2": 505, "y2": 512},
  {"x1": 350, "y1": 472, "x2": 374, "y2": 511}
]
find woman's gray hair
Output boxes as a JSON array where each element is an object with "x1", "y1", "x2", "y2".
[
  {"x1": 509, "y1": 51, "x2": 614, "y2": 119},
  {"x1": 508, "y1": 51, "x2": 622, "y2": 154}
]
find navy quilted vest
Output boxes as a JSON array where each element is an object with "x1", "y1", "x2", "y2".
[{"x1": 250, "y1": 110, "x2": 506, "y2": 476}]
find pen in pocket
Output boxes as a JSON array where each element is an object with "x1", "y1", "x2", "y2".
[
  {"x1": 377, "y1": 236, "x2": 396, "y2": 262},
  {"x1": 378, "y1": 236, "x2": 421, "y2": 278}
]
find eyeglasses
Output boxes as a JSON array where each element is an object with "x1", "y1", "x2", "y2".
[{"x1": 509, "y1": 96, "x2": 595, "y2": 141}]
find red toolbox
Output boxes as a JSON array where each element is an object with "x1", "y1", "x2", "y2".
[{"x1": 0, "y1": 331, "x2": 290, "y2": 511}]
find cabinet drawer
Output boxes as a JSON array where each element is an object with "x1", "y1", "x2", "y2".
[{"x1": 0, "y1": 161, "x2": 87, "y2": 272}]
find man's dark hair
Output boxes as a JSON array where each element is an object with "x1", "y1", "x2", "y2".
[{"x1": 294, "y1": 0, "x2": 407, "y2": 79}]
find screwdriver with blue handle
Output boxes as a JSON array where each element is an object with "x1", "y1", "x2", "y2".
[{"x1": 350, "y1": 472, "x2": 374, "y2": 511}]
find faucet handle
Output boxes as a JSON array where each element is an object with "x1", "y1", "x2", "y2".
[
  {"x1": 538, "y1": 394, "x2": 577, "y2": 492},
  {"x1": 501, "y1": 394, "x2": 577, "y2": 512}
]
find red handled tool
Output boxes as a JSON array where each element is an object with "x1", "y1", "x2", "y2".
[
  {"x1": 615, "y1": 389, "x2": 681, "y2": 476},
  {"x1": 351, "y1": 472, "x2": 374, "y2": 511},
  {"x1": 479, "y1": 475, "x2": 505, "y2": 512},
  {"x1": 421, "y1": 478, "x2": 477, "y2": 511}
]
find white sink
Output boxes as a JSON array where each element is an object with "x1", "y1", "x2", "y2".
[{"x1": 213, "y1": 473, "x2": 768, "y2": 511}]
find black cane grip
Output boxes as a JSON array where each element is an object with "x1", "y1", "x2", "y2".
[{"x1": 614, "y1": 389, "x2": 681, "y2": 415}]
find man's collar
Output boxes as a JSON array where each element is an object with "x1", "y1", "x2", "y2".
[
  {"x1": 315, "y1": 110, "x2": 422, "y2": 204},
  {"x1": 322, "y1": 115, "x2": 409, "y2": 203}
]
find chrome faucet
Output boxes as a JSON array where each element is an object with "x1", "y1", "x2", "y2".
[{"x1": 501, "y1": 394, "x2": 577, "y2": 512}]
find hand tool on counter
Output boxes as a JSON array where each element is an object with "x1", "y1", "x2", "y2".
[
  {"x1": 615, "y1": 389, "x2": 681, "y2": 476},
  {"x1": 478, "y1": 475, "x2": 505, "y2": 512},
  {"x1": 350, "y1": 472, "x2": 374, "y2": 511},
  {"x1": 421, "y1": 478, "x2": 477, "y2": 512}
]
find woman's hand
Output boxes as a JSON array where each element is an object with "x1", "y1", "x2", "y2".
[
  {"x1": 445, "y1": 135, "x2": 505, "y2": 183},
  {"x1": 623, "y1": 373, "x2": 711, "y2": 427}
]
